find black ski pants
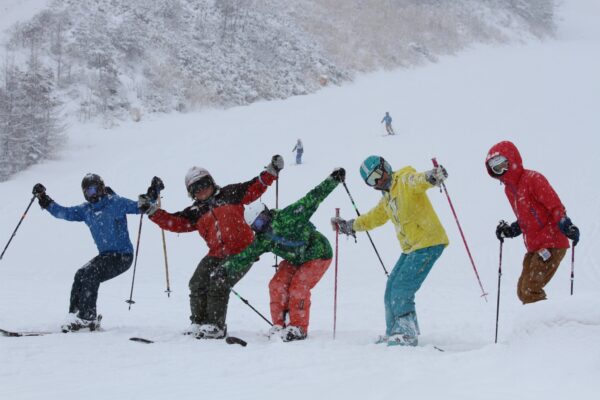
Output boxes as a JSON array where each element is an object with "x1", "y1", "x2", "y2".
[
  {"x1": 189, "y1": 255, "x2": 250, "y2": 330},
  {"x1": 70, "y1": 253, "x2": 133, "y2": 320}
]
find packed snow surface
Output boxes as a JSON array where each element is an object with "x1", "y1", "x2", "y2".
[{"x1": 1, "y1": 1, "x2": 599, "y2": 399}]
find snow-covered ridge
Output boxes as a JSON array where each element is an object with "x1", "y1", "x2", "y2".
[{"x1": 3, "y1": 0, "x2": 555, "y2": 119}]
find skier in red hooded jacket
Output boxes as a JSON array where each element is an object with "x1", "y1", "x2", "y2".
[{"x1": 485, "y1": 141, "x2": 579, "y2": 304}]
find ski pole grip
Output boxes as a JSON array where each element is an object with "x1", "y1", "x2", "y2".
[{"x1": 431, "y1": 157, "x2": 439, "y2": 167}]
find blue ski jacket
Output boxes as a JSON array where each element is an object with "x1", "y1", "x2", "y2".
[{"x1": 46, "y1": 194, "x2": 141, "y2": 254}]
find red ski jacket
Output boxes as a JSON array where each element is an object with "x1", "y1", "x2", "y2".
[
  {"x1": 150, "y1": 171, "x2": 276, "y2": 258},
  {"x1": 485, "y1": 141, "x2": 569, "y2": 252}
]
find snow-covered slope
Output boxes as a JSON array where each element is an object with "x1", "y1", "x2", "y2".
[{"x1": 1, "y1": 1, "x2": 599, "y2": 399}]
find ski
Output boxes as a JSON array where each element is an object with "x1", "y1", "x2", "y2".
[
  {"x1": 0, "y1": 328, "x2": 52, "y2": 337},
  {"x1": 129, "y1": 335, "x2": 247, "y2": 346}
]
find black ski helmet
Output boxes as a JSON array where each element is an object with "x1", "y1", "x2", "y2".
[{"x1": 81, "y1": 173, "x2": 106, "y2": 203}]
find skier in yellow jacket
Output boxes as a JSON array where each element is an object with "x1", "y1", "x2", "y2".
[{"x1": 332, "y1": 155, "x2": 449, "y2": 346}]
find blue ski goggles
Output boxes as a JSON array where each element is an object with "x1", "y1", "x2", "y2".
[
  {"x1": 251, "y1": 212, "x2": 271, "y2": 233},
  {"x1": 84, "y1": 185, "x2": 99, "y2": 197}
]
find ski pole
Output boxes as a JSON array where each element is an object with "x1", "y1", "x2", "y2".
[
  {"x1": 333, "y1": 208, "x2": 340, "y2": 339},
  {"x1": 1, "y1": 196, "x2": 36, "y2": 261},
  {"x1": 431, "y1": 158, "x2": 488, "y2": 301},
  {"x1": 495, "y1": 240, "x2": 503, "y2": 343},
  {"x1": 231, "y1": 288, "x2": 272, "y2": 326},
  {"x1": 341, "y1": 182, "x2": 389, "y2": 277},
  {"x1": 126, "y1": 214, "x2": 144, "y2": 309},
  {"x1": 273, "y1": 177, "x2": 279, "y2": 270},
  {"x1": 156, "y1": 196, "x2": 172, "y2": 297},
  {"x1": 570, "y1": 245, "x2": 575, "y2": 296}
]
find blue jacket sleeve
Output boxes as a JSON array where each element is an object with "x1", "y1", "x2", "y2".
[
  {"x1": 46, "y1": 201, "x2": 86, "y2": 222},
  {"x1": 115, "y1": 196, "x2": 142, "y2": 215}
]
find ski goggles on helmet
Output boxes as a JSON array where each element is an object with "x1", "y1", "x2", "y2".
[
  {"x1": 84, "y1": 185, "x2": 99, "y2": 198},
  {"x1": 188, "y1": 176, "x2": 214, "y2": 196},
  {"x1": 488, "y1": 155, "x2": 509, "y2": 175},
  {"x1": 251, "y1": 212, "x2": 271, "y2": 233},
  {"x1": 365, "y1": 159, "x2": 387, "y2": 187}
]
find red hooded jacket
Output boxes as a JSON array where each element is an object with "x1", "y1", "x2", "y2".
[
  {"x1": 150, "y1": 171, "x2": 276, "y2": 258},
  {"x1": 485, "y1": 141, "x2": 569, "y2": 252}
]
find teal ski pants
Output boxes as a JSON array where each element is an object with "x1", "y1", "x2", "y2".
[{"x1": 384, "y1": 244, "x2": 444, "y2": 336}]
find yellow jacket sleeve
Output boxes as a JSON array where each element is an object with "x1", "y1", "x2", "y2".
[{"x1": 353, "y1": 196, "x2": 389, "y2": 231}]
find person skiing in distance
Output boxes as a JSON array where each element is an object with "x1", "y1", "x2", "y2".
[
  {"x1": 292, "y1": 139, "x2": 304, "y2": 164},
  {"x1": 381, "y1": 112, "x2": 395, "y2": 135},
  {"x1": 32, "y1": 174, "x2": 143, "y2": 332},
  {"x1": 210, "y1": 168, "x2": 345, "y2": 342},
  {"x1": 486, "y1": 141, "x2": 579, "y2": 304},
  {"x1": 331, "y1": 156, "x2": 449, "y2": 346},
  {"x1": 138, "y1": 155, "x2": 283, "y2": 339}
]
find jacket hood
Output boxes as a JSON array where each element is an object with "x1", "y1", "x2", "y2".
[{"x1": 485, "y1": 141, "x2": 523, "y2": 185}]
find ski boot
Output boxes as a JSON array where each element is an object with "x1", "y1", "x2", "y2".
[
  {"x1": 61, "y1": 313, "x2": 102, "y2": 333},
  {"x1": 194, "y1": 324, "x2": 226, "y2": 339},
  {"x1": 281, "y1": 326, "x2": 306, "y2": 342},
  {"x1": 267, "y1": 324, "x2": 284, "y2": 340}
]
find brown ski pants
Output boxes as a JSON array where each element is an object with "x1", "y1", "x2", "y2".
[{"x1": 517, "y1": 248, "x2": 567, "y2": 304}]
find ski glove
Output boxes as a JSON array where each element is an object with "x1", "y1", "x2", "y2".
[
  {"x1": 32, "y1": 183, "x2": 52, "y2": 209},
  {"x1": 331, "y1": 217, "x2": 356, "y2": 237},
  {"x1": 330, "y1": 167, "x2": 346, "y2": 183},
  {"x1": 425, "y1": 165, "x2": 448, "y2": 187},
  {"x1": 138, "y1": 194, "x2": 158, "y2": 216},
  {"x1": 146, "y1": 176, "x2": 165, "y2": 201},
  {"x1": 265, "y1": 155, "x2": 284, "y2": 176},
  {"x1": 496, "y1": 220, "x2": 522, "y2": 242},
  {"x1": 559, "y1": 217, "x2": 580, "y2": 246}
]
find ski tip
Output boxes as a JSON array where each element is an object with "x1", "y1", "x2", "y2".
[
  {"x1": 226, "y1": 336, "x2": 247, "y2": 347},
  {"x1": 129, "y1": 337, "x2": 154, "y2": 344}
]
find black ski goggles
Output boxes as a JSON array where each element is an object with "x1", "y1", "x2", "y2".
[{"x1": 188, "y1": 176, "x2": 214, "y2": 195}]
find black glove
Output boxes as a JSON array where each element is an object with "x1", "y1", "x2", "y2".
[
  {"x1": 331, "y1": 217, "x2": 356, "y2": 237},
  {"x1": 330, "y1": 168, "x2": 346, "y2": 183},
  {"x1": 559, "y1": 217, "x2": 579, "y2": 246},
  {"x1": 146, "y1": 176, "x2": 165, "y2": 201},
  {"x1": 32, "y1": 183, "x2": 52, "y2": 209},
  {"x1": 138, "y1": 194, "x2": 158, "y2": 216},
  {"x1": 32, "y1": 183, "x2": 46, "y2": 196},
  {"x1": 265, "y1": 155, "x2": 284, "y2": 176},
  {"x1": 495, "y1": 220, "x2": 522, "y2": 242}
]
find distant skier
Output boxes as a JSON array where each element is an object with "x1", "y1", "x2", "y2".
[
  {"x1": 292, "y1": 139, "x2": 304, "y2": 164},
  {"x1": 381, "y1": 112, "x2": 395, "y2": 135},
  {"x1": 331, "y1": 156, "x2": 449, "y2": 346},
  {"x1": 211, "y1": 168, "x2": 346, "y2": 342},
  {"x1": 138, "y1": 155, "x2": 283, "y2": 339},
  {"x1": 486, "y1": 141, "x2": 579, "y2": 304},
  {"x1": 32, "y1": 174, "x2": 142, "y2": 332}
]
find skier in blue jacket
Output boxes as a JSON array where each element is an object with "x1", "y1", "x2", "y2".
[
  {"x1": 33, "y1": 174, "x2": 143, "y2": 332},
  {"x1": 381, "y1": 112, "x2": 395, "y2": 135}
]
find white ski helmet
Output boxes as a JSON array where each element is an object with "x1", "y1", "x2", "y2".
[
  {"x1": 244, "y1": 202, "x2": 268, "y2": 227},
  {"x1": 185, "y1": 166, "x2": 215, "y2": 196}
]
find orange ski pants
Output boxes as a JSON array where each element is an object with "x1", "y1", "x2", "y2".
[{"x1": 268, "y1": 258, "x2": 331, "y2": 333}]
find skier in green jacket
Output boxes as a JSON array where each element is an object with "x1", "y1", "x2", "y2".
[{"x1": 210, "y1": 168, "x2": 346, "y2": 341}]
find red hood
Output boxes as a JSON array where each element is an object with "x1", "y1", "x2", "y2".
[{"x1": 485, "y1": 141, "x2": 524, "y2": 186}]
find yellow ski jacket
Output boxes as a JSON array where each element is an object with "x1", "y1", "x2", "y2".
[{"x1": 353, "y1": 167, "x2": 449, "y2": 253}]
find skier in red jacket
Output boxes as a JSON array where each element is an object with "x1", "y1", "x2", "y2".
[
  {"x1": 138, "y1": 155, "x2": 283, "y2": 338},
  {"x1": 486, "y1": 141, "x2": 579, "y2": 304}
]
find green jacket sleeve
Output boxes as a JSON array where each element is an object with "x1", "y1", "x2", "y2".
[
  {"x1": 223, "y1": 237, "x2": 270, "y2": 274},
  {"x1": 281, "y1": 176, "x2": 339, "y2": 221}
]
